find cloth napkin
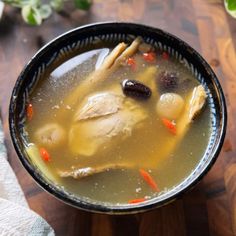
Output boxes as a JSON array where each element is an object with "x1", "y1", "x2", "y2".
[{"x1": 0, "y1": 120, "x2": 55, "y2": 236}]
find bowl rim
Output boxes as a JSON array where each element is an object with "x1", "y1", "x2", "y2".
[{"x1": 9, "y1": 21, "x2": 227, "y2": 214}]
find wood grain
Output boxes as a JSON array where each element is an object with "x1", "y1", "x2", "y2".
[
  {"x1": 225, "y1": 164, "x2": 236, "y2": 235},
  {"x1": 0, "y1": 0, "x2": 236, "y2": 235}
]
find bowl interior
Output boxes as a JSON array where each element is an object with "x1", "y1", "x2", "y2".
[{"x1": 9, "y1": 22, "x2": 227, "y2": 214}]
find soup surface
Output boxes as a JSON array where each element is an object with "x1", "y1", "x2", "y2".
[{"x1": 25, "y1": 39, "x2": 211, "y2": 205}]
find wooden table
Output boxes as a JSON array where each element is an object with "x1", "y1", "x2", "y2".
[{"x1": 0, "y1": 0, "x2": 236, "y2": 235}]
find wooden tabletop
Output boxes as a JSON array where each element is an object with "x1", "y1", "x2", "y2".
[{"x1": 0, "y1": 0, "x2": 236, "y2": 235}]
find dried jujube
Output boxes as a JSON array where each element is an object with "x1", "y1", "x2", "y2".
[
  {"x1": 158, "y1": 71, "x2": 179, "y2": 92},
  {"x1": 121, "y1": 79, "x2": 152, "y2": 100}
]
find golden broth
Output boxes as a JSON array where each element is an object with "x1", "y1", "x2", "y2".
[{"x1": 25, "y1": 47, "x2": 211, "y2": 204}]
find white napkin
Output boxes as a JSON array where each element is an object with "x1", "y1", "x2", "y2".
[{"x1": 0, "y1": 120, "x2": 55, "y2": 236}]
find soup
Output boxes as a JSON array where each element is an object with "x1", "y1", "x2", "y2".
[{"x1": 24, "y1": 38, "x2": 211, "y2": 205}]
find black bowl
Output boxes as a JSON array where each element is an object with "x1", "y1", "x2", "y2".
[{"x1": 9, "y1": 22, "x2": 227, "y2": 214}]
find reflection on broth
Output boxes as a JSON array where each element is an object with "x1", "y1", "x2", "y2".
[{"x1": 25, "y1": 38, "x2": 211, "y2": 205}]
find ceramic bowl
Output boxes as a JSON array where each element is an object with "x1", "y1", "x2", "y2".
[{"x1": 9, "y1": 22, "x2": 227, "y2": 214}]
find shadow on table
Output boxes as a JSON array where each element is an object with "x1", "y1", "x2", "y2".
[{"x1": 46, "y1": 184, "x2": 210, "y2": 236}]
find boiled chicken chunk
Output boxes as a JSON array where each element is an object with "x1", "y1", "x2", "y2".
[
  {"x1": 74, "y1": 92, "x2": 123, "y2": 121},
  {"x1": 69, "y1": 92, "x2": 147, "y2": 156},
  {"x1": 34, "y1": 123, "x2": 66, "y2": 148}
]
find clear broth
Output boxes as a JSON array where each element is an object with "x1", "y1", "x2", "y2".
[{"x1": 25, "y1": 47, "x2": 211, "y2": 205}]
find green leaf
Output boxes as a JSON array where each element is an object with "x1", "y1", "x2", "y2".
[
  {"x1": 2, "y1": 0, "x2": 29, "y2": 8},
  {"x1": 29, "y1": 0, "x2": 40, "y2": 7},
  {"x1": 21, "y1": 5, "x2": 42, "y2": 25},
  {"x1": 0, "y1": 1, "x2": 5, "y2": 20},
  {"x1": 50, "y1": 0, "x2": 63, "y2": 11},
  {"x1": 227, "y1": 0, "x2": 236, "y2": 11},
  {"x1": 74, "y1": 0, "x2": 91, "y2": 10},
  {"x1": 39, "y1": 4, "x2": 52, "y2": 19},
  {"x1": 225, "y1": 0, "x2": 236, "y2": 18},
  {"x1": 3, "y1": 0, "x2": 93, "y2": 25}
]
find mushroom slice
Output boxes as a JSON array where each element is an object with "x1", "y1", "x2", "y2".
[
  {"x1": 58, "y1": 163, "x2": 133, "y2": 179},
  {"x1": 188, "y1": 85, "x2": 207, "y2": 122}
]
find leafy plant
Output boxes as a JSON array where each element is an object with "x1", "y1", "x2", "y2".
[
  {"x1": 0, "y1": 0, "x2": 92, "y2": 25},
  {"x1": 224, "y1": 0, "x2": 236, "y2": 18}
]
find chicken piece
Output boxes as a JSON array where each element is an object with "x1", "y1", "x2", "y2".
[
  {"x1": 136, "y1": 66, "x2": 158, "y2": 92},
  {"x1": 58, "y1": 163, "x2": 133, "y2": 179},
  {"x1": 69, "y1": 92, "x2": 147, "y2": 156},
  {"x1": 74, "y1": 92, "x2": 123, "y2": 121},
  {"x1": 188, "y1": 85, "x2": 207, "y2": 122},
  {"x1": 63, "y1": 38, "x2": 142, "y2": 108},
  {"x1": 99, "y1": 42, "x2": 127, "y2": 70},
  {"x1": 112, "y1": 37, "x2": 142, "y2": 67},
  {"x1": 34, "y1": 123, "x2": 66, "y2": 148}
]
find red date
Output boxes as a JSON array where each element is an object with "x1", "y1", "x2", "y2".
[{"x1": 121, "y1": 79, "x2": 152, "y2": 100}]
